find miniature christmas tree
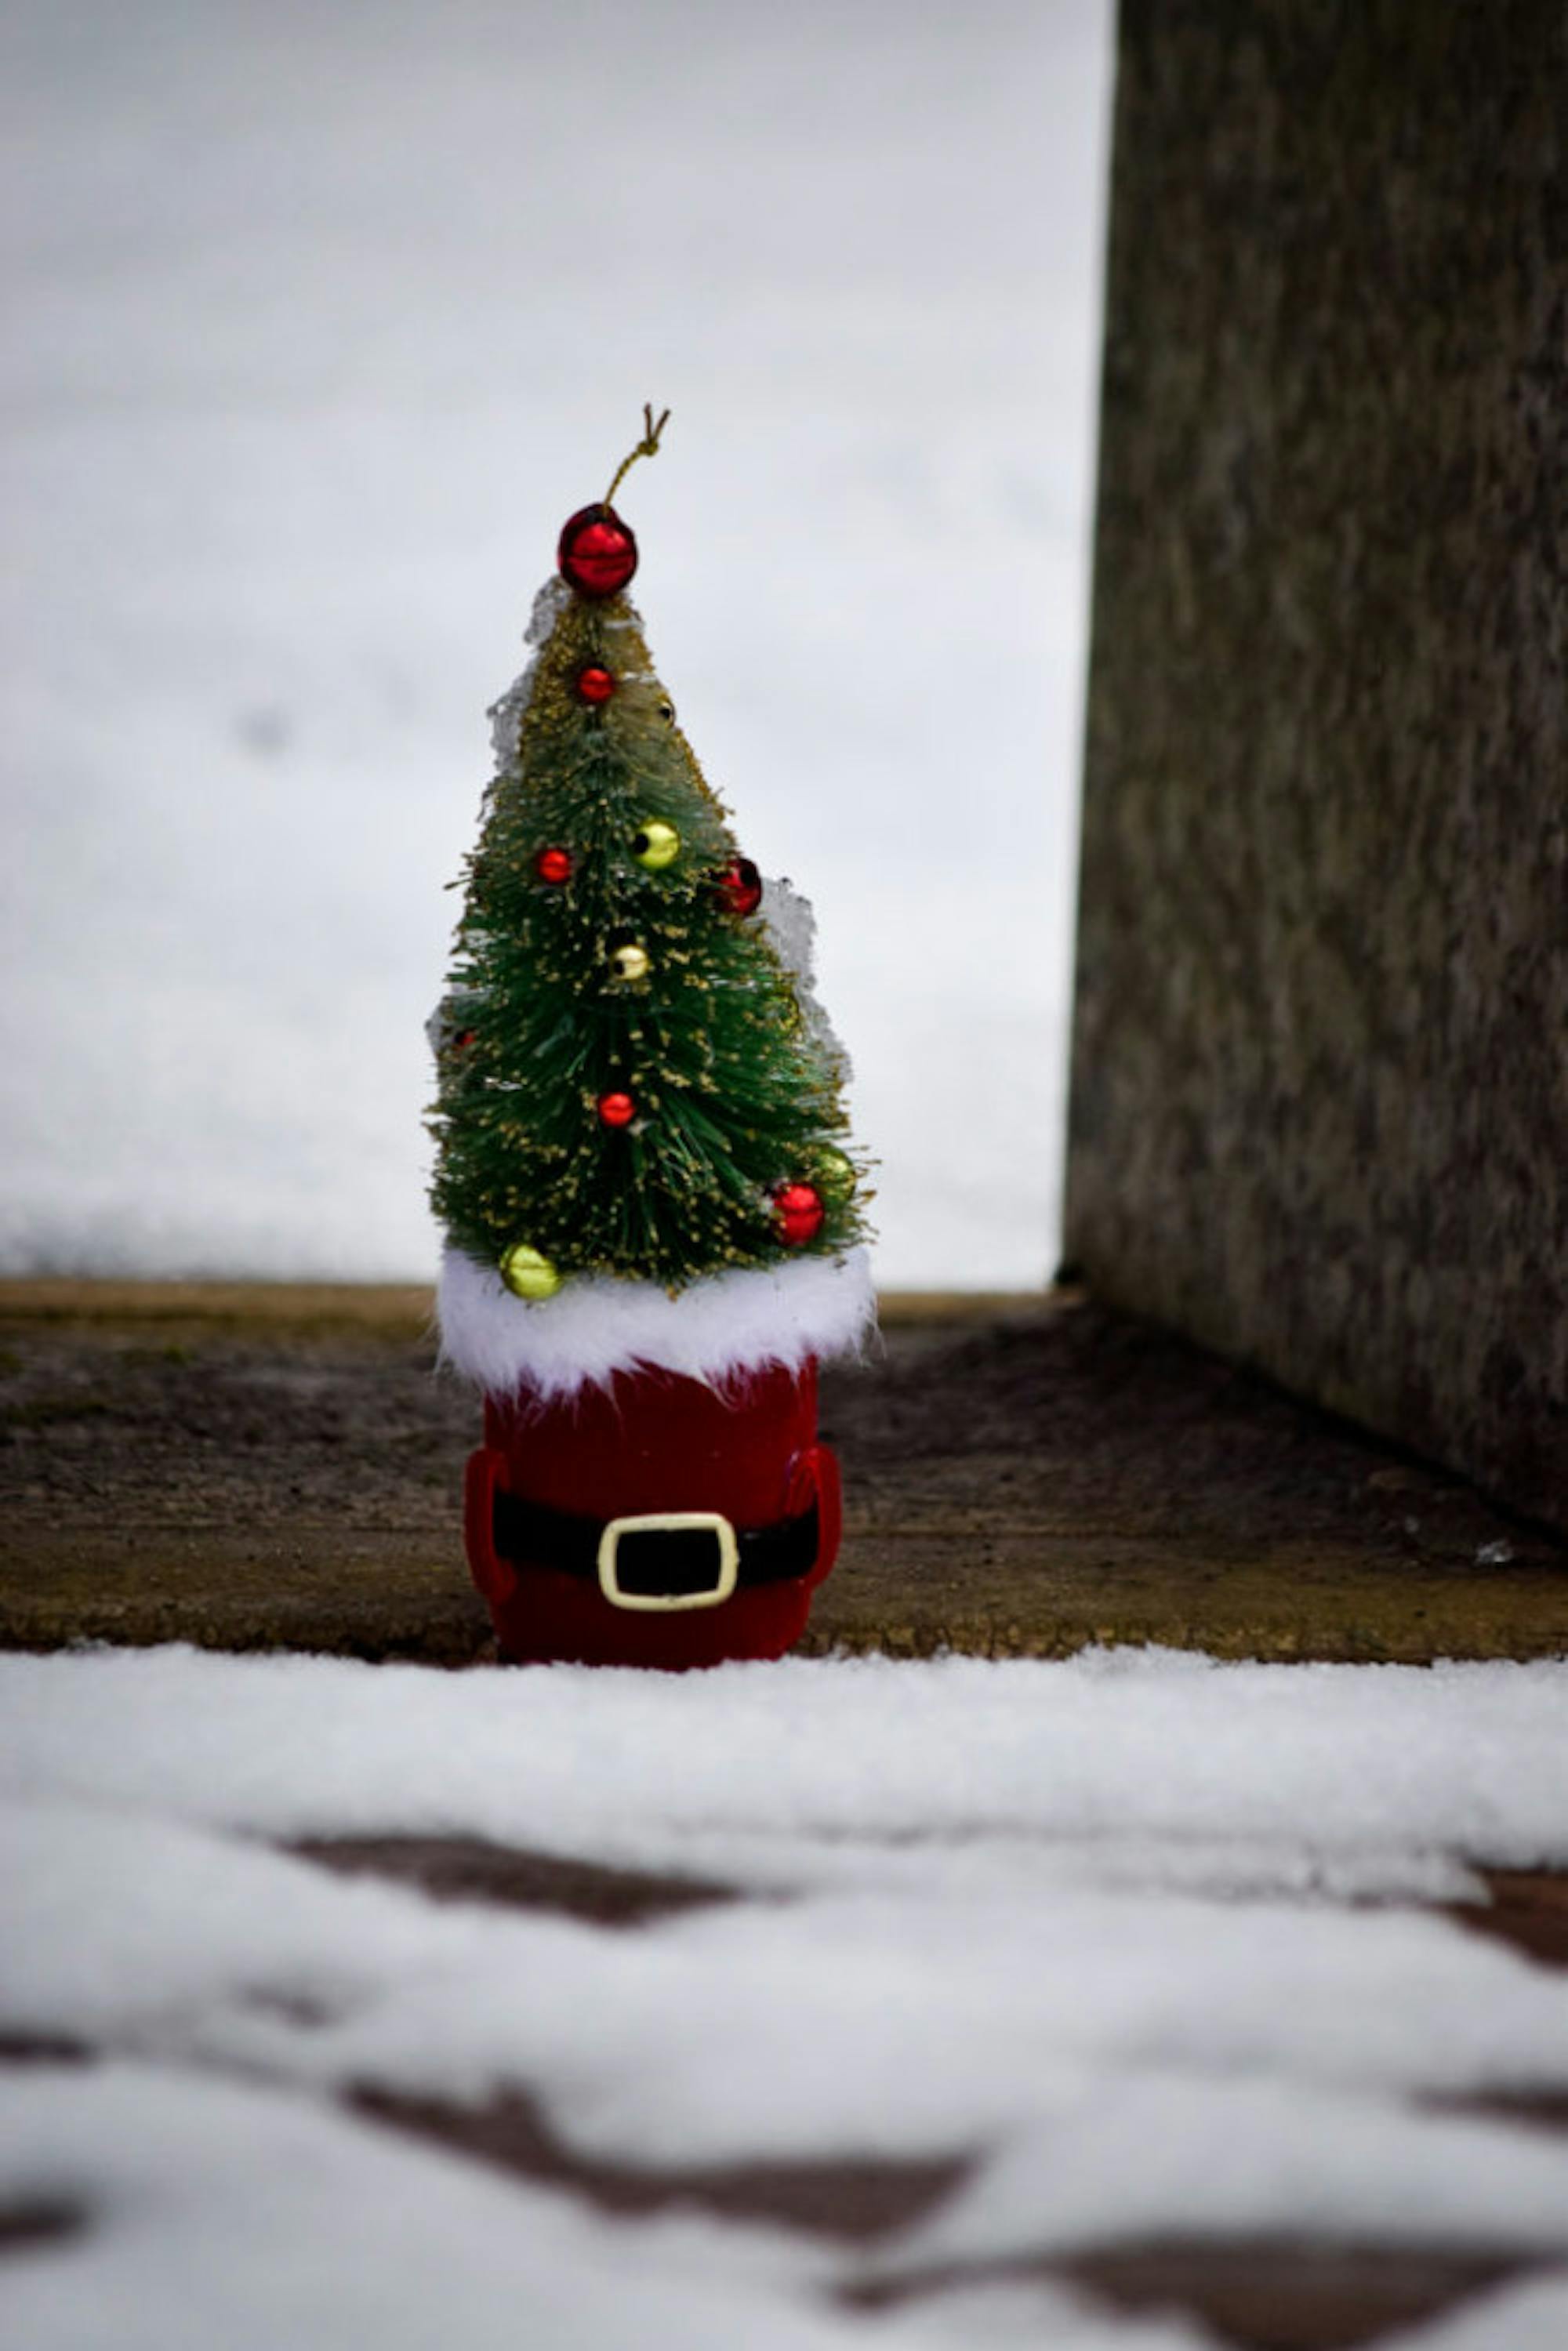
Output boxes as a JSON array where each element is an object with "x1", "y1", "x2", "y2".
[
  {"x1": 430, "y1": 409, "x2": 866, "y2": 1296},
  {"x1": 431, "y1": 412, "x2": 873, "y2": 1666}
]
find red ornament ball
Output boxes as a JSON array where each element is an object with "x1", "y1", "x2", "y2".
[
  {"x1": 775, "y1": 1181, "x2": 825, "y2": 1246},
  {"x1": 452, "y1": 1029, "x2": 476, "y2": 1053},
  {"x1": 535, "y1": 846, "x2": 573, "y2": 885},
  {"x1": 597, "y1": 1090, "x2": 637, "y2": 1129},
  {"x1": 576, "y1": 665, "x2": 615, "y2": 704},
  {"x1": 557, "y1": 505, "x2": 638, "y2": 597},
  {"x1": 714, "y1": 856, "x2": 764, "y2": 918}
]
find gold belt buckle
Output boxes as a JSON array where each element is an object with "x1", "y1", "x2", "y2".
[{"x1": 596, "y1": 1511, "x2": 740, "y2": 1613}]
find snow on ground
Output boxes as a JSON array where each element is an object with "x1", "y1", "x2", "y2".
[
  {"x1": 0, "y1": 0, "x2": 1110, "y2": 1292},
  {"x1": 4, "y1": 1645, "x2": 1568, "y2": 2346}
]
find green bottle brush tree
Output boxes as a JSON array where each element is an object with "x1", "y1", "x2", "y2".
[{"x1": 431, "y1": 411, "x2": 874, "y2": 1404}]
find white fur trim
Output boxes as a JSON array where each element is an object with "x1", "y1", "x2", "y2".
[{"x1": 437, "y1": 1243, "x2": 877, "y2": 1400}]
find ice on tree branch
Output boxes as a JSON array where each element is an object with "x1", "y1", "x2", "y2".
[
  {"x1": 485, "y1": 576, "x2": 573, "y2": 771},
  {"x1": 761, "y1": 876, "x2": 849, "y2": 1079}
]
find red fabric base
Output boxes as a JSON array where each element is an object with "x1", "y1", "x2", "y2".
[{"x1": 464, "y1": 1359, "x2": 840, "y2": 1668}]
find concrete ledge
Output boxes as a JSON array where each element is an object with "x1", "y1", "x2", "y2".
[{"x1": 2, "y1": 1282, "x2": 1564, "y2": 1663}]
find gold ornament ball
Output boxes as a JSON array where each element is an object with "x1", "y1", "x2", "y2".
[
  {"x1": 609, "y1": 940, "x2": 652, "y2": 982},
  {"x1": 499, "y1": 1242, "x2": 562, "y2": 1301},
  {"x1": 814, "y1": 1147, "x2": 858, "y2": 1204},
  {"x1": 631, "y1": 818, "x2": 680, "y2": 871}
]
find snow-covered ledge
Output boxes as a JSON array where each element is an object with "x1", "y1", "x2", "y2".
[{"x1": 437, "y1": 1243, "x2": 876, "y2": 1401}]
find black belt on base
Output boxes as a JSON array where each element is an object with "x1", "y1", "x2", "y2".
[{"x1": 492, "y1": 1487, "x2": 820, "y2": 1610}]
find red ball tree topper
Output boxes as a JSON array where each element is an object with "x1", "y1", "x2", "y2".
[
  {"x1": 554, "y1": 404, "x2": 670, "y2": 598},
  {"x1": 558, "y1": 509, "x2": 637, "y2": 598}
]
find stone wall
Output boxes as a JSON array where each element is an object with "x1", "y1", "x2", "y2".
[{"x1": 1065, "y1": 1, "x2": 1568, "y2": 1527}]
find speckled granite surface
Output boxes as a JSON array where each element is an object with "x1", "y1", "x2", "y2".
[{"x1": 1066, "y1": 0, "x2": 1568, "y2": 1529}]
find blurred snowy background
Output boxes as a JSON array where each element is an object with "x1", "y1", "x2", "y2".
[{"x1": 1, "y1": 0, "x2": 1112, "y2": 1290}]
